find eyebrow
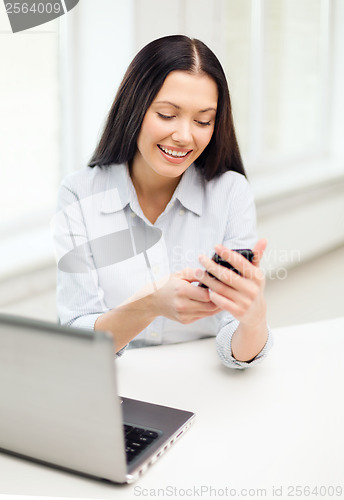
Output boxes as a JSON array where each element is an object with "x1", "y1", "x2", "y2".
[{"x1": 155, "y1": 100, "x2": 217, "y2": 113}]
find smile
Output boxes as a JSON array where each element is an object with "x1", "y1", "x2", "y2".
[{"x1": 157, "y1": 145, "x2": 192, "y2": 158}]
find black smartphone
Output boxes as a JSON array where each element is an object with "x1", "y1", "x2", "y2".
[{"x1": 199, "y1": 249, "x2": 254, "y2": 288}]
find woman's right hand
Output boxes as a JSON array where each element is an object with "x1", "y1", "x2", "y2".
[
  {"x1": 96, "y1": 268, "x2": 221, "y2": 352},
  {"x1": 151, "y1": 268, "x2": 221, "y2": 324}
]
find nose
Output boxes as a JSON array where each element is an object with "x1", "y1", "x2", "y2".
[{"x1": 171, "y1": 119, "x2": 192, "y2": 145}]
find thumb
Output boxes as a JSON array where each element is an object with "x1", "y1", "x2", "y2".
[
  {"x1": 252, "y1": 238, "x2": 267, "y2": 266},
  {"x1": 179, "y1": 267, "x2": 204, "y2": 283}
]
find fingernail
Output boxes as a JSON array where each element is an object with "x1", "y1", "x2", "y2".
[{"x1": 195, "y1": 268, "x2": 203, "y2": 279}]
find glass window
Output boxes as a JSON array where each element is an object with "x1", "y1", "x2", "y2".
[
  {"x1": 224, "y1": 0, "x2": 252, "y2": 154},
  {"x1": 0, "y1": 20, "x2": 60, "y2": 231},
  {"x1": 222, "y1": 0, "x2": 329, "y2": 169},
  {"x1": 263, "y1": 0, "x2": 326, "y2": 159}
]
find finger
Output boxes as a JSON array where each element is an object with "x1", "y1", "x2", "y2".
[
  {"x1": 193, "y1": 306, "x2": 222, "y2": 319},
  {"x1": 208, "y1": 289, "x2": 240, "y2": 315},
  {"x1": 197, "y1": 263, "x2": 237, "y2": 291},
  {"x1": 187, "y1": 306, "x2": 221, "y2": 323},
  {"x1": 179, "y1": 267, "x2": 208, "y2": 283},
  {"x1": 186, "y1": 280, "x2": 218, "y2": 304},
  {"x1": 194, "y1": 302, "x2": 221, "y2": 313},
  {"x1": 203, "y1": 273, "x2": 253, "y2": 304},
  {"x1": 199, "y1": 252, "x2": 245, "y2": 284},
  {"x1": 181, "y1": 300, "x2": 221, "y2": 320},
  {"x1": 252, "y1": 238, "x2": 267, "y2": 266},
  {"x1": 193, "y1": 268, "x2": 223, "y2": 290},
  {"x1": 177, "y1": 268, "x2": 219, "y2": 303}
]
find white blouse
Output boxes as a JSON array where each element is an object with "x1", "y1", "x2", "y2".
[{"x1": 52, "y1": 163, "x2": 272, "y2": 369}]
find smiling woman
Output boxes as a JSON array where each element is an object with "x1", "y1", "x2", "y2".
[
  {"x1": 88, "y1": 35, "x2": 244, "y2": 181},
  {"x1": 52, "y1": 35, "x2": 272, "y2": 370},
  {"x1": 131, "y1": 71, "x2": 218, "y2": 222}
]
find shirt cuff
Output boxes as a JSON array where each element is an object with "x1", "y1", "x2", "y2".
[
  {"x1": 67, "y1": 313, "x2": 128, "y2": 357},
  {"x1": 216, "y1": 321, "x2": 273, "y2": 370},
  {"x1": 115, "y1": 345, "x2": 128, "y2": 357},
  {"x1": 67, "y1": 312, "x2": 103, "y2": 330}
]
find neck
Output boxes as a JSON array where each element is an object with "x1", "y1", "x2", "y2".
[{"x1": 129, "y1": 162, "x2": 181, "y2": 203}]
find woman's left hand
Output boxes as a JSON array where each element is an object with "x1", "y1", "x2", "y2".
[{"x1": 197, "y1": 239, "x2": 267, "y2": 327}]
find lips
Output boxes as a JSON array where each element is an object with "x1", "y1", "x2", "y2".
[{"x1": 157, "y1": 144, "x2": 193, "y2": 159}]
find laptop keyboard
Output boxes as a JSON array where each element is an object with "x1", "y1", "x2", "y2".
[{"x1": 124, "y1": 424, "x2": 160, "y2": 463}]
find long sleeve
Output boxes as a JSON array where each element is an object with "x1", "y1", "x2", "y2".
[
  {"x1": 51, "y1": 179, "x2": 110, "y2": 331},
  {"x1": 216, "y1": 314, "x2": 273, "y2": 369},
  {"x1": 215, "y1": 174, "x2": 273, "y2": 369}
]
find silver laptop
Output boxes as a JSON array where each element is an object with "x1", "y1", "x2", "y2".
[{"x1": 0, "y1": 314, "x2": 195, "y2": 483}]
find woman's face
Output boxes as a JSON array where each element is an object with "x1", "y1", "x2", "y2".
[{"x1": 133, "y1": 70, "x2": 218, "y2": 180}]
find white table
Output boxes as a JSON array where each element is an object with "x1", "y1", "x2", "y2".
[{"x1": 1, "y1": 317, "x2": 344, "y2": 500}]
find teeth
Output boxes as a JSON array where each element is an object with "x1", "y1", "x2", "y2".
[{"x1": 159, "y1": 145, "x2": 189, "y2": 157}]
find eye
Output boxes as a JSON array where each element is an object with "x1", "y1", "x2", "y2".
[
  {"x1": 157, "y1": 112, "x2": 174, "y2": 120},
  {"x1": 195, "y1": 120, "x2": 212, "y2": 126}
]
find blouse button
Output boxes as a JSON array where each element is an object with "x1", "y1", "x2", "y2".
[{"x1": 179, "y1": 209, "x2": 185, "y2": 216}]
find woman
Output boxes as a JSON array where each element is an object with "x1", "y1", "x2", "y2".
[{"x1": 53, "y1": 35, "x2": 272, "y2": 369}]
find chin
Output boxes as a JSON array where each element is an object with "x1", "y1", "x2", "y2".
[{"x1": 155, "y1": 164, "x2": 189, "y2": 178}]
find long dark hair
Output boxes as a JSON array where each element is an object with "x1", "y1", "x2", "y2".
[{"x1": 89, "y1": 35, "x2": 246, "y2": 180}]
